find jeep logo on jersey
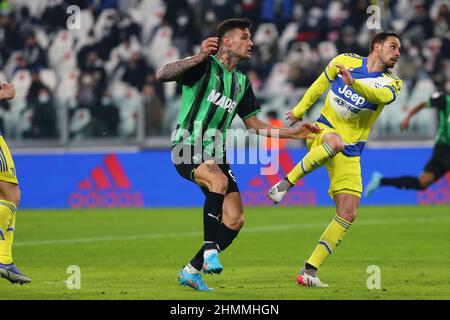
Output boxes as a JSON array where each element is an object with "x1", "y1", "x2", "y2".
[
  {"x1": 207, "y1": 89, "x2": 237, "y2": 113},
  {"x1": 337, "y1": 85, "x2": 366, "y2": 106}
]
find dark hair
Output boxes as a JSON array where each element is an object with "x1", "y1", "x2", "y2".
[
  {"x1": 369, "y1": 32, "x2": 401, "y2": 53},
  {"x1": 216, "y1": 18, "x2": 252, "y2": 43}
]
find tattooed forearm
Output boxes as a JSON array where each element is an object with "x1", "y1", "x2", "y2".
[{"x1": 156, "y1": 54, "x2": 206, "y2": 82}]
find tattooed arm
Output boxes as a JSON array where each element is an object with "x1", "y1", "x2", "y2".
[{"x1": 156, "y1": 37, "x2": 218, "y2": 82}]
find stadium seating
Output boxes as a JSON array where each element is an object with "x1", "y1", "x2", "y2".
[
  {"x1": 148, "y1": 25, "x2": 173, "y2": 68},
  {"x1": 264, "y1": 62, "x2": 289, "y2": 95},
  {"x1": 11, "y1": 70, "x2": 32, "y2": 101},
  {"x1": 254, "y1": 22, "x2": 279, "y2": 47},
  {"x1": 3, "y1": 98, "x2": 28, "y2": 138},
  {"x1": 70, "y1": 9, "x2": 95, "y2": 43},
  {"x1": 93, "y1": 8, "x2": 118, "y2": 41},
  {"x1": 70, "y1": 107, "x2": 92, "y2": 138},
  {"x1": 20, "y1": 0, "x2": 49, "y2": 19},
  {"x1": 110, "y1": 81, "x2": 140, "y2": 137},
  {"x1": 34, "y1": 28, "x2": 50, "y2": 50},
  {"x1": 318, "y1": 41, "x2": 338, "y2": 62},
  {"x1": 39, "y1": 69, "x2": 58, "y2": 91},
  {"x1": 1, "y1": 0, "x2": 445, "y2": 143},
  {"x1": 48, "y1": 30, "x2": 76, "y2": 73},
  {"x1": 279, "y1": 22, "x2": 299, "y2": 57},
  {"x1": 134, "y1": 0, "x2": 166, "y2": 46},
  {"x1": 55, "y1": 68, "x2": 80, "y2": 105},
  {"x1": 3, "y1": 51, "x2": 22, "y2": 80}
]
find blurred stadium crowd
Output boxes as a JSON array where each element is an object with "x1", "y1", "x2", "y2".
[{"x1": 0, "y1": 0, "x2": 449, "y2": 145}]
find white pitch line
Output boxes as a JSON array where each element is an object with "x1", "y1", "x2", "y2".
[
  {"x1": 14, "y1": 216, "x2": 450, "y2": 247},
  {"x1": 43, "y1": 280, "x2": 68, "y2": 285}
]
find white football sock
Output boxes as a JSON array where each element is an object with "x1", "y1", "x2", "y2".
[{"x1": 183, "y1": 263, "x2": 200, "y2": 274}]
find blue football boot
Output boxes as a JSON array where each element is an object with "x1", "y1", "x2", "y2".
[
  {"x1": 178, "y1": 269, "x2": 212, "y2": 291},
  {"x1": 364, "y1": 171, "x2": 384, "y2": 198},
  {"x1": 0, "y1": 263, "x2": 31, "y2": 285},
  {"x1": 203, "y1": 252, "x2": 223, "y2": 274}
]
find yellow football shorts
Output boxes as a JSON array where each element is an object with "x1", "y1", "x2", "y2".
[
  {"x1": 306, "y1": 122, "x2": 361, "y2": 199},
  {"x1": 0, "y1": 136, "x2": 18, "y2": 184}
]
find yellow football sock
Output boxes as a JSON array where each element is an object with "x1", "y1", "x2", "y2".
[
  {"x1": 286, "y1": 143, "x2": 336, "y2": 185},
  {"x1": 0, "y1": 200, "x2": 17, "y2": 265},
  {"x1": 307, "y1": 215, "x2": 352, "y2": 269}
]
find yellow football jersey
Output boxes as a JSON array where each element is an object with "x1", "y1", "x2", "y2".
[
  {"x1": 293, "y1": 53, "x2": 403, "y2": 156},
  {"x1": 0, "y1": 136, "x2": 18, "y2": 184}
]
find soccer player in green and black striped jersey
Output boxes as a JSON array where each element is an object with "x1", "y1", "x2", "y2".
[
  {"x1": 364, "y1": 89, "x2": 450, "y2": 197},
  {"x1": 157, "y1": 18, "x2": 318, "y2": 291}
]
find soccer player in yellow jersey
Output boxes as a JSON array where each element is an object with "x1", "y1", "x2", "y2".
[
  {"x1": 268, "y1": 32, "x2": 402, "y2": 287},
  {"x1": 0, "y1": 82, "x2": 31, "y2": 285}
]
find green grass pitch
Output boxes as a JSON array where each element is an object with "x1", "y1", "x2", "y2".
[{"x1": 0, "y1": 205, "x2": 449, "y2": 300}]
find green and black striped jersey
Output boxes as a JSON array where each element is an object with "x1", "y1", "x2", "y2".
[
  {"x1": 171, "y1": 55, "x2": 260, "y2": 160},
  {"x1": 427, "y1": 92, "x2": 450, "y2": 146}
]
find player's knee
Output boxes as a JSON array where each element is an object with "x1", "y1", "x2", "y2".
[
  {"x1": 337, "y1": 210, "x2": 357, "y2": 223},
  {"x1": 0, "y1": 184, "x2": 20, "y2": 207},
  {"x1": 329, "y1": 140, "x2": 345, "y2": 153},
  {"x1": 209, "y1": 175, "x2": 228, "y2": 194},
  {"x1": 323, "y1": 134, "x2": 345, "y2": 153},
  {"x1": 9, "y1": 186, "x2": 20, "y2": 207}
]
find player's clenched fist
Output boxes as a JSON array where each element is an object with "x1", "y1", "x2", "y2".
[
  {"x1": 199, "y1": 37, "x2": 218, "y2": 59},
  {"x1": 0, "y1": 82, "x2": 16, "y2": 100}
]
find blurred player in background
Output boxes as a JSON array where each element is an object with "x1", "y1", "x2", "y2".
[
  {"x1": 157, "y1": 18, "x2": 318, "y2": 291},
  {"x1": 364, "y1": 89, "x2": 450, "y2": 196},
  {"x1": 268, "y1": 32, "x2": 403, "y2": 287},
  {"x1": 0, "y1": 83, "x2": 31, "y2": 285}
]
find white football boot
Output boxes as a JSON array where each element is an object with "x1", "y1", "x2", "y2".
[
  {"x1": 296, "y1": 272, "x2": 329, "y2": 288},
  {"x1": 267, "y1": 178, "x2": 293, "y2": 204}
]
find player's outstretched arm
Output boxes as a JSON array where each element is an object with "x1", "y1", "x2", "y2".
[
  {"x1": 400, "y1": 101, "x2": 427, "y2": 131},
  {"x1": 291, "y1": 72, "x2": 330, "y2": 123},
  {"x1": 244, "y1": 114, "x2": 320, "y2": 139},
  {"x1": 156, "y1": 37, "x2": 218, "y2": 82},
  {"x1": 0, "y1": 83, "x2": 16, "y2": 100},
  {"x1": 336, "y1": 64, "x2": 402, "y2": 104}
]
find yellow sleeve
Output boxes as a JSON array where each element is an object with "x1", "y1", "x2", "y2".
[
  {"x1": 323, "y1": 54, "x2": 347, "y2": 82},
  {"x1": 292, "y1": 54, "x2": 347, "y2": 119},
  {"x1": 351, "y1": 78, "x2": 403, "y2": 104},
  {"x1": 292, "y1": 72, "x2": 330, "y2": 119}
]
